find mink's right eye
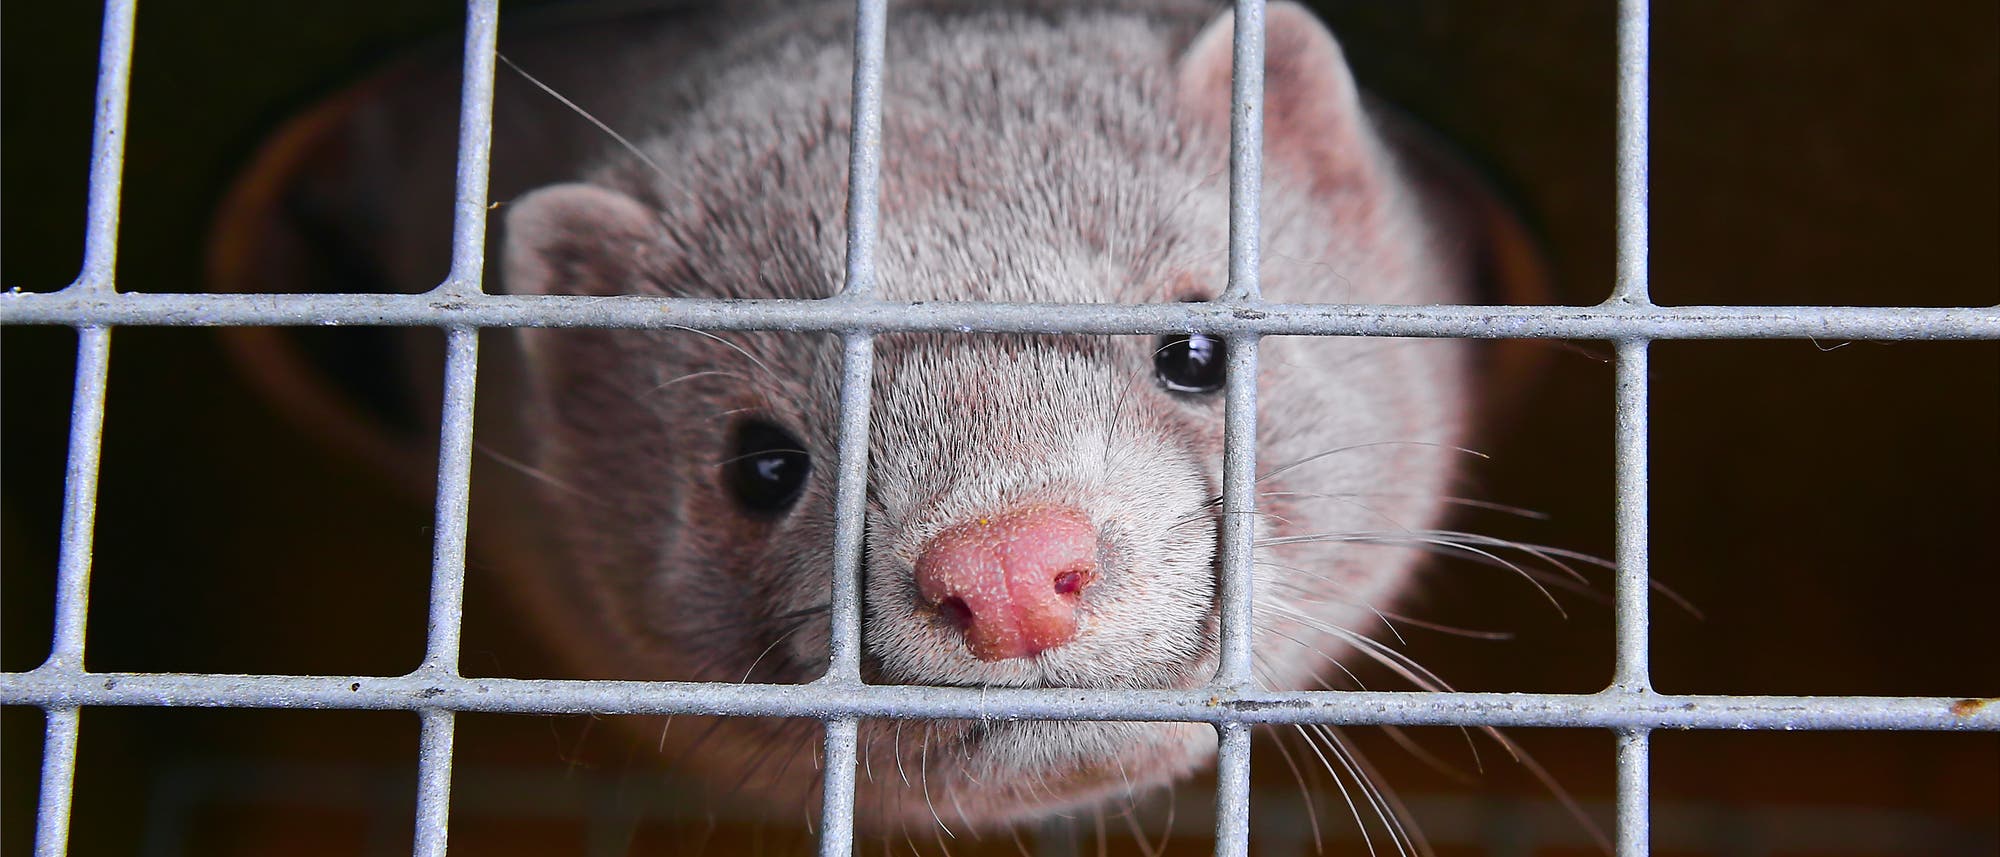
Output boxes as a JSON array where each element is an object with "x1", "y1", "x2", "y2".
[{"x1": 726, "y1": 420, "x2": 811, "y2": 515}]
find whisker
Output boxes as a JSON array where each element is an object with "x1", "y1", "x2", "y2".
[
  {"x1": 1378, "y1": 723, "x2": 1481, "y2": 784},
  {"x1": 1175, "y1": 441, "x2": 1500, "y2": 528},
  {"x1": 1480, "y1": 728, "x2": 1613, "y2": 855},
  {"x1": 1008, "y1": 824, "x2": 1040, "y2": 857},
  {"x1": 673, "y1": 326, "x2": 784, "y2": 383},
  {"x1": 1272, "y1": 607, "x2": 1459, "y2": 697},
  {"x1": 1098, "y1": 340, "x2": 1181, "y2": 470},
  {"x1": 1317, "y1": 723, "x2": 1434, "y2": 857},
  {"x1": 1254, "y1": 615, "x2": 1369, "y2": 689},
  {"x1": 919, "y1": 722, "x2": 955, "y2": 838},
  {"x1": 1254, "y1": 562, "x2": 1408, "y2": 645},
  {"x1": 643, "y1": 368, "x2": 758, "y2": 397},
  {"x1": 1261, "y1": 577, "x2": 1516, "y2": 641},
  {"x1": 475, "y1": 441, "x2": 595, "y2": 502},
  {"x1": 1258, "y1": 489, "x2": 1554, "y2": 521},
  {"x1": 1254, "y1": 664, "x2": 1328, "y2": 854},
  {"x1": 498, "y1": 53, "x2": 672, "y2": 182},
  {"x1": 677, "y1": 603, "x2": 829, "y2": 641},
  {"x1": 703, "y1": 406, "x2": 759, "y2": 424},
  {"x1": 1118, "y1": 802, "x2": 1161, "y2": 857},
  {"x1": 1009, "y1": 825, "x2": 1034, "y2": 857},
  {"x1": 893, "y1": 720, "x2": 911, "y2": 788},
  {"x1": 1292, "y1": 722, "x2": 1378, "y2": 857},
  {"x1": 1266, "y1": 530, "x2": 1570, "y2": 616},
  {"x1": 1258, "y1": 440, "x2": 1491, "y2": 487},
  {"x1": 712, "y1": 446, "x2": 812, "y2": 468},
  {"x1": 738, "y1": 621, "x2": 808, "y2": 683}
]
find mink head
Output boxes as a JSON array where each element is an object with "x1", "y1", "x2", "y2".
[{"x1": 500, "y1": 1, "x2": 1477, "y2": 829}]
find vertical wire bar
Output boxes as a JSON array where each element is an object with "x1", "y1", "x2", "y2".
[
  {"x1": 1213, "y1": 335, "x2": 1261, "y2": 686},
  {"x1": 820, "y1": 6, "x2": 885, "y2": 850},
  {"x1": 823, "y1": 334, "x2": 874, "y2": 682},
  {"x1": 423, "y1": 326, "x2": 480, "y2": 674},
  {"x1": 1612, "y1": 0, "x2": 1650, "y2": 305},
  {"x1": 406, "y1": 3, "x2": 495, "y2": 849},
  {"x1": 34, "y1": 708, "x2": 82, "y2": 857},
  {"x1": 1615, "y1": 728, "x2": 1651, "y2": 857},
  {"x1": 409, "y1": 326, "x2": 478, "y2": 857},
  {"x1": 413, "y1": 708, "x2": 458, "y2": 857},
  {"x1": 1214, "y1": 0, "x2": 1268, "y2": 686},
  {"x1": 840, "y1": 0, "x2": 888, "y2": 299},
  {"x1": 1212, "y1": 721, "x2": 1255, "y2": 857},
  {"x1": 1611, "y1": 339, "x2": 1652, "y2": 855},
  {"x1": 817, "y1": 334, "x2": 872, "y2": 854},
  {"x1": 1223, "y1": 0, "x2": 1265, "y2": 304},
  {"x1": 71, "y1": 0, "x2": 138, "y2": 293},
  {"x1": 36, "y1": 327, "x2": 114, "y2": 856},
  {"x1": 38, "y1": 0, "x2": 134, "y2": 844},
  {"x1": 1214, "y1": 5, "x2": 1267, "y2": 854},
  {"x1": 47, "y1": 328, "x2": 114, "y2": 669},
  {"x1": 1611, "y1": 340, "x2": 1651, "y2": 692},
  {"x1": 35, "y1": 330, "x2": 112, "y2": 855},
  {"x1": 441, "y1": 0, "x2": 500, "y2": 295},
  {"x1": 1611, "y1": 1, "x2": 1654, "y2": 849},
  {"x1": 1211, "y1": 339, "x2": 1260, "y2": 857},
  {"x1": 824, "y1": 0, "x2": 887, "y2": 681},
  {"x1": 817, "y1": 717, "x2": 861, "y2": 857}
]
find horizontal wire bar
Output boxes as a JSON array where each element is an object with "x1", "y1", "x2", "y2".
[
  {"x1": 2, "y1": 292, "x2": 1995, "y2": 339},
  {"x1": 6, "y1": 669, "x2": 1994, "y2": 731}
]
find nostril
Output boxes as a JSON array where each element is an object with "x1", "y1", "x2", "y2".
[
  {"x1": 1052, "y1": 567, "x2": 1091, "y2": 596},
  {"x1": 936, "y1": 596, "x2": 974, "y2": 630}
]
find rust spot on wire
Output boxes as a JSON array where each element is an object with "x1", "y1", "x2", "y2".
[
  {"x1": 1230, "y1": 699, "x2": 1311, "y2": 713},
  {"x1": 1950, "y1": 697, "x2": 1993, "y2": 717}
]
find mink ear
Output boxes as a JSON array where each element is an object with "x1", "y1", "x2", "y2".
[
  {"x1": 1177, "y1": 2, "x2": 1376, "y2": 191},
  {"x1": 502, "y1": 182, "x2": 663, "y2": 296}
]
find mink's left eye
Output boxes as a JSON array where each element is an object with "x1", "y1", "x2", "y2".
[{"x1": 1153, "y1": 333, "x2": 1227, "y2": 394}]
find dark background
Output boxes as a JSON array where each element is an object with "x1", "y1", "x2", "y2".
[{"x1": 4, "y1": 1, "x2": 1995, "y2": 854}]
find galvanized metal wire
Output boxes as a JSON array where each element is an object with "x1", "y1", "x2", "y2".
[{"x1": 3, "y1": 0, "x2": 1998, "y2": 855}]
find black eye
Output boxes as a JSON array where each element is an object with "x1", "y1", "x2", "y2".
[
  {"x1": 1154, "y1": 333, "x2": 1227, "y2": 394},
  {"x1": 726, "y1": 421, "x2": 811, "y2": 515}
]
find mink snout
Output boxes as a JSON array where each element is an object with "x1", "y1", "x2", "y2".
[{"x1": 913, "y1": 504, "x2": 1101, "y2": 661}]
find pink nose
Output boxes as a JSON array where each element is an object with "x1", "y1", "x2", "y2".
[{"x1": 913, "y1": 505, "x2": 1098, "y2": 661}]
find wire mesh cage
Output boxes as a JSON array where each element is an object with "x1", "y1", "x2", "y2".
[{"x1": 2, "y1": 1, "x2": 1997, "y2": 856}]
